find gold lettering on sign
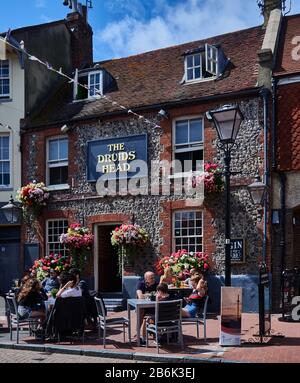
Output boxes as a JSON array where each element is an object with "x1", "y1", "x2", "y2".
[{"x1": 97, "y1": 142, "x2": 137, "y2": 173}]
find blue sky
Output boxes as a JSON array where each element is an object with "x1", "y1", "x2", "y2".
[{"x1": 1, "y1": 0, "x2": 300, "y2": 61}]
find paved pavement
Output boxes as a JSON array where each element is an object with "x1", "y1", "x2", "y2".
[
  {"x1": 0, "y1": 348, "x2": 138, "y2": 363},
  {"x1": 0, "y1": 310, "x2": 299, "y2": 363}
]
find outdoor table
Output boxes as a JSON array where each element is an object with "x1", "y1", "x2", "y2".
[{"x1": 127, "y1": 299, "x2": 156, "y2": 346}]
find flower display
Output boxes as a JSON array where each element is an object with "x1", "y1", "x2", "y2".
[
  {"x1": 59, "y1": 223, "x2": 94, "y2": 250},
  {"x1": 59, "y1": 223, "x2": 94, "y2": 272},
  {"x1": 155, "y1": 249, "x2": 212, "y2": 278},
  {"x1": 111, "y1": 224, "x2": 149, "y2": 247},
  {"x1": 111, "y1": 224, "x2": 149, "y2": 276},
  {"x1": 16, "y1": 181, "x2": 50, "y2": 218},
  {"x1": 31, "y1": 253, "x2": 72, "y2": 281},
  {"x1": 187, "y1": 162, "x2": 224, "y2": 194}
]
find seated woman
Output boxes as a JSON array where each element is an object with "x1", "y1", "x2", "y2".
[
  {"x1": 140, "y1": 283, "x2": 170, "y2": 346},
  {"x1": 184, "y1": 269, "x2": 200, "y2": 288},
  {"x1": 159, "y1": 267, "x2": 174, "y2": 285},
  {"x1": 56, "y1": 272, "x2": 82, "y2": 299},
  {"x1": 17, "y1": 278, "x2": 48, "y2": 323},
  {"x1": 181, "y1": 274, "x2": 207, "y2": 318}
]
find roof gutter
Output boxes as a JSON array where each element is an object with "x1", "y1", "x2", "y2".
[{"x1": 22, "y1": 87, "x2": 262, "y2": 131}]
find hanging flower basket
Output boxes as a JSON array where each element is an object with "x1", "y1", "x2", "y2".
[
  {"x1": 30, "y1": 253, "x2": 72, "y2": 281},
  {"x1": 16, "y1": 181, "x2": 50, "y2": 220},
  {"x1": 155, "y1": 249, "x2": 212, "y2": 280},
  {"x1": 187, "y1": 162, "x2": 224, "y2": 196},
  {"x1": 111, "y1": 224, "x2": 149, "y2": 276},
  {"x1": 59, "y1": 223, "x2": 94, "y2": 272}
]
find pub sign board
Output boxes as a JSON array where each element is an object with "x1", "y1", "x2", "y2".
[
  {"x1": 87, "y1": 134, "x2": 148, "y2": 181},
  {"x1": 230, "y1": 238, "x2": 245, "y2": 263}
]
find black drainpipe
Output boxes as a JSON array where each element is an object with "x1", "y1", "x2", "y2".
[
  {"x1": 272, "y1": 77, "x2": 278, "y2": 170},
  {"x1": 279, "y1": 171, "x2": 286, "y2": 316},
  {"x1": 260, "y1": 88, "x2": 270, "y2": 264},
  {"x1": 272, "y1": 75, "x2": 286, "y2": 312}
]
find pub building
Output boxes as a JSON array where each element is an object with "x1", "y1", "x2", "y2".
[{"x1": 20, "y1": 2, "x2": 288, "y2": 311}]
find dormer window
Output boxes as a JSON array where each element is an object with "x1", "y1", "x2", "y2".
[
  {"x1": 184, "y1": 44, "x2": 228, "y2": 83},
  {"x1": 73, "y1": 66, "x2": 117, "y2": 101}
]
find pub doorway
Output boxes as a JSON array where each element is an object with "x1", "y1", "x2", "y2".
[{"x1": 97, "y1": 224, "x2": 122, "y2": 293}]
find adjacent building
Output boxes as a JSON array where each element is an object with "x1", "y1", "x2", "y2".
[{"x1": 0, "y1": 5, "x2": 92, "y2": 292}]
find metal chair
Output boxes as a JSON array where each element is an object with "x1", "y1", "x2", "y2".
[
  {"x1": 181, "y1": 295, "x2": 209, "y2": 341},
  {"x1": 94, "y1": 296, "x2": 129, "y2": 348},
  {"x1": 52, "y1": 297, "x2": 86, "y2": 344},
  {"x1": 6, "y1": 294, "x2": 40, "y2": 344},
  {"x1": 146, "y1": 299, "x2": 183, "y2": 353}
]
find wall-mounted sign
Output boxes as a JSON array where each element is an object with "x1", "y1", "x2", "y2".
[
  {"x1": 230, "y1": 238, "x2": 245, "y2": 263},
  {"x1": 220, "y1": 287, "x2": 243, "y2": 346},
  {"x1": 87, "y1": 134, "x2": 148, "y2": 181}
]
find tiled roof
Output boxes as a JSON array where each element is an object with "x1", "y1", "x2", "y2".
[
  {"x1": 27, "y1": 25, "x2": 264, "y2": 127},
  {"x1": 274, "y1": 14, "x2": 300, "y2": 76}
]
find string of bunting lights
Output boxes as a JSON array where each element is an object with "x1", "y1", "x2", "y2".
[{"x1": 0, "y1": 34, "x2": 161, "y2": 129}]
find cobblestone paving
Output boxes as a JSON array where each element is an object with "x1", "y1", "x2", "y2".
[{"x1": 0, "y1": 348, "x2": 137, "y2": 363}]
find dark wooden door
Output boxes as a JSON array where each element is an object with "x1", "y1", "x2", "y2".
[{"x1": 98, "y1": 225, "x2": 122, "y2": 293}]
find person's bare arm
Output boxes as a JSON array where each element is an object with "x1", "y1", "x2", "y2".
[
  {"x1": 136, "y1": 290, "x2": 144, "y2": 299},
  {"x1": 56, "y1": 281, "x2": 73, "y2": 298},
  {"x1": 196, "y1": 279, "x2": 207, "y2": 297}
]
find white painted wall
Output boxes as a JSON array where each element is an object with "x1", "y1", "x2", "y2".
[{"x1": 0, "y1": 52, "x2": 24, "y2": 204}]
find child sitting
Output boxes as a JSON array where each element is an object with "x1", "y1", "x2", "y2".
[{"x1": 139, "y1": 283, "x2": 169, "y2": 346}]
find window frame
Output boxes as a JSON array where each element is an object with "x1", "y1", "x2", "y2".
[
  {"x1": 88, "y1": 70, "x2": 103, "y2": 99},
  {"x1": 46, "y1": 136, "x2": 69, "y2": 188},
  {"x1": 172, "y1": 210, "x2": 203, "y2": 253},
  {"x1": 0, "y1": 133, "x2": 11, "y2": 188},
  {"x1": 184, "y1": 53, "x2": 202, "y2": 82},
  {"x1": 205, "y1": 44, "x2": 219, "y2": 76},
  {"x1": 172, "y1": 115, "x2": 204, "y2": 177},
  {"x1": 46, "y1": 219, "x2": 69, "y2": 257},
  {"x1": 0, "y1": 59, "x2": 10, "y2": 99},
  {"x1": 74, "y1": 70, "x2": 103, "y2": 101}
]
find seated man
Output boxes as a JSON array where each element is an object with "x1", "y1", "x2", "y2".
[
  {"x1": 42, "y1": 269, "x2": 60, "y2": 294},
  {"x1": 136, "y1": 271, "x2": 158, "y2": 299}
]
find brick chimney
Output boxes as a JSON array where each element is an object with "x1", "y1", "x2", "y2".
[
  {"x1": 258, "y1": 0, "x2": 284, "y2": 27},
  {"x1": 66, "y1": 5, "x2": 93, "y2": 69}
]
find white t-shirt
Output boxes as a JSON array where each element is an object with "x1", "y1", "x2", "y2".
[{"x1": 60, "y1": 286, "x2": 82, "y2": 298}]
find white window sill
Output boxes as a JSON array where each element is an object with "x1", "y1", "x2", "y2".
[
  {"x1": 47, "y1": 184, "x2": 70, "y2": 191},
  {"x1": 0, "y1": 98, "x2": 12, "y2": 103},
  {"x1": 71, "y1": 95, "x2": 102, "y2": 104},
  {"x1": 184, "y1": 76, "x2": 217, "y2": 85}
]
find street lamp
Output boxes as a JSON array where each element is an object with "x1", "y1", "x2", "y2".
[
  {"x1": 248, "y1": 175, "x2": 267, "y2": 206},
  {"x1": 1, "y1": 195, "x2": 22, "y2": 224},
  {"x1": 207, "y1": 104, "x2": 244, "y2": 286}
]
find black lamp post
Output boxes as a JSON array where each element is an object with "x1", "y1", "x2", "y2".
[
  {"x1": 248, "y1": 175, "x2": 267, "y2": 206},
  {"x1": 1, "y1": 195, "x2": 22, "y2": 224},
  {"x1": 207, "y1": 104, "x2": 244, "y2": 286}
]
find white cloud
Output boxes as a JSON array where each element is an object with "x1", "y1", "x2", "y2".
[
  {"x1": 35, "y1": 0, "x2": 46, "y2": 8},
  {"x1": 95, "y1": 0, "x2": 261, "y2": 59}
]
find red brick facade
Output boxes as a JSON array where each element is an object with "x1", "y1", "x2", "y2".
[{"x1": 277, "y1": 82, "x2": 300, "y2": 171}]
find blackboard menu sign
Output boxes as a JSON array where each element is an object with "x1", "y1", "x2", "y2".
[{"x1": 230, "y1": 238, "x2": 245, "y2": 263}]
